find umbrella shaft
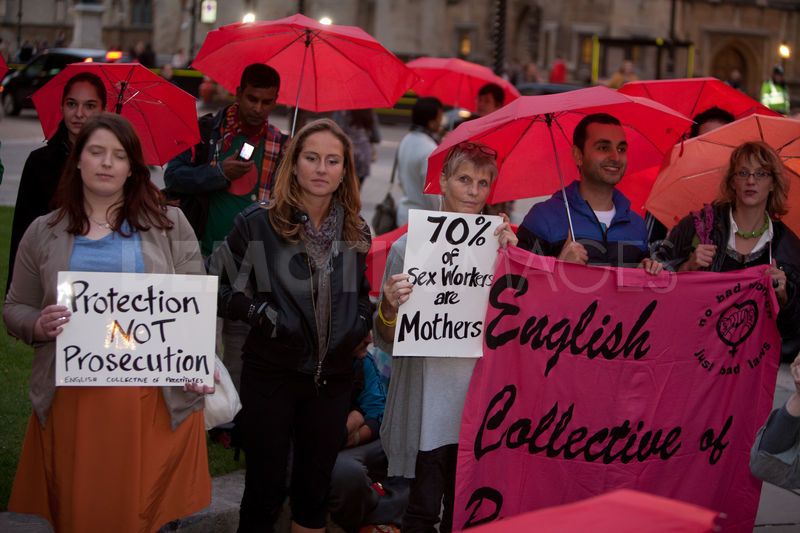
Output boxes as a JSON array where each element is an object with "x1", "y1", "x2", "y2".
[
  {"x1": 291, "y1": 30, "x2": 312, "y2": 137},
  {"x1": 547, "y1": 116, "x2": 575, "y2": 237}
]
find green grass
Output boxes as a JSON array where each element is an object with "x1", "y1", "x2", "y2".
[{"x1": 0, "y1": 206, "x2": 242, "y2": 509}]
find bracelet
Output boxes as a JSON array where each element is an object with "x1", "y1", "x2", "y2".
[{"x1": 377, "y1": 301, "x2": 397, "y2": 327}]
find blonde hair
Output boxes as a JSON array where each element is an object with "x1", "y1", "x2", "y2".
[
  {"x1": 268, "y1": 118, "x2": 369, "y2": 251},
  {"x1": 718, "y1": 141, "x2": 789, "y2": 218},
  {"x1": 441, "y1": 142, "x2": 498, "y2": 182}
]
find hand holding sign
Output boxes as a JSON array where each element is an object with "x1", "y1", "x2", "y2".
[
  {"x1": 494, "y1": 213, "x2": 518, "y2": 249},
  {"x1": 382, "y1": 273, "x2": 413, "y2": 317},
  {"x1": 34, "y1": 304, "x2": 72, "y2": 341},
  {"x1": 558, "y1": 230, "x2": 588, "y2": 265}
]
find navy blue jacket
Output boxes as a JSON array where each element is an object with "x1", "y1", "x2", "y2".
[{"x1": 517, "y1": 181, "x2": 649, "y2": 266}]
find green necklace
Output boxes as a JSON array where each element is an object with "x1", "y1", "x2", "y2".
[{"x1": 734, "y1": 213, "x2": 770, "y2": 239}]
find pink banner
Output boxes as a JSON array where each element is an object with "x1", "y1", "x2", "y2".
[{"x1": 455, "y1": 247, "x2": 781, "y2": 532}]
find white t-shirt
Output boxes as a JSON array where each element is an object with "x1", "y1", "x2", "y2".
[{"x1": 594, "y1": 207, "x2": 617, "y2": 232}]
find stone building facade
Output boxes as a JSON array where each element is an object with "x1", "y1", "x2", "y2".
[{"x1": 1, "y1": 1, "x2": 797, "y2": 102}]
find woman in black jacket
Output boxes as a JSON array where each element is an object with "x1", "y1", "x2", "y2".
[
  {"x1": 208, "y1": 118, "x2": 372, "y2": 532},
  {"x1": 7, "y1": 72, "x2": 107, "y2": 290},
  {"x1": 655, "y1": 141, "x2": 800, "y2": 347}
]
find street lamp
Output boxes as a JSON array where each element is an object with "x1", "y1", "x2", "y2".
[
  {"x1": 779, "y1": 43, "x2": 791, "y2": 60},
  {"x1": 242, "y1": 12, "x2": 256, "y2": 23},
  {"x1": 319, "y1": 16, "x2": 332, "y2": 25}
]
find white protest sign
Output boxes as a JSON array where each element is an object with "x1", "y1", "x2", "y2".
[
  {"x1": 393, "y1": 209, "x2": 502, "y2": 357},
  {"x1": 56, "y1": 272, "x2": 218, "y2": 387}
]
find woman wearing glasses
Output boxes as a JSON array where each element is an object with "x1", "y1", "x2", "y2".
[
  {"x1": 375, "y1": 141, "x2": 517, "y2": 533},
  {"x1": 655, "y1": 141, "x2": 800, "y2": 336}
]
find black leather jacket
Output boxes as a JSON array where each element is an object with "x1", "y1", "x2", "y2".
[{"x1": 208, "y1": 203, "x2": 372, "y2": 377}]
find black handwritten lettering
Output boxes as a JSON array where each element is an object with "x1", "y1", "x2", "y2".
[
  {"x1": 699, "y1": 416, "x2": 732, "y2": 465},
  {"x1": 474, "y1": 385, "x2": 682, "y2": 464},
  {"x1": 68, "y1": 281, "x2": 200, "y2": 315},
  {"x1": 398, "y1": 310, "x2": 482, "y2": 342},
  {"x1": 485, "y1": 274, "x2": 657, "y2": 376},
  {"x1": 463, "y1": 487, "x2": 503, "y2": 528},
  {"x1": 62, "y1": 345, "x2": 210, "y2": 375}
]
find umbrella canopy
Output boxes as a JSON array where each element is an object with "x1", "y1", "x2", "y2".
[
  {"x1": 32, "y1": 63, "x2": 200, "y2": 166},
  {"x1": 423, "y1": 86, "x2": 692, "y2": 205},
  {"x1": 466, "y1": 489, "x2": 719, "y2": 533},
  {"x1": 192, "y1": 14, "x2": 417, "y2": 114},
  {"x1": 0, "y1": 54, "x2": 7, "y2": 81},
  {"x1": 646, "y1": 114, "x2": 800, "y2": 233},
  {"x1": 406, "y1": 57, "x2": 520, "y2": 112},
  {"x1": 618, "y1": 77, "x2": 780, "y2": 123}
]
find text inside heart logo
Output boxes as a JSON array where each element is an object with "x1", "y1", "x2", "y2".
[{"x1": 716, "y1": 300, "x2": 759, "y2": 357}]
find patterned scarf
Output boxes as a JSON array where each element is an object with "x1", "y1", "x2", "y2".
[{"x1": 303, "y1": 202, "x2": 344, "y2": 365}]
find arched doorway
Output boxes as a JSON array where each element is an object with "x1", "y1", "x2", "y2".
[
  {"x1": 711, "y1": 46, "x2": 746, "y2": 85},
  {"x1": 710, "y1": 39, "x2": 762, "y2": 97}
]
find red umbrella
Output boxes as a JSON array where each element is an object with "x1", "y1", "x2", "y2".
[
  {"x1": 0, "y1": 55, "x2": 8, "y2": 81},
  {"x1": 646, "y1": 114, "x2": 800, "y2": 233},
  {"x1": 406, "y1": 57, "x2": 520, "y2": 112},
  {"x1": 423, "y1": 86, "x2": 692, "y2": 234},
  {"x1": 192, "y1": 14, "x2": 418, "y2": 135},
  {"x1": 366, "y1": 224, "x2": 408, "y2": 298},
  {"x1": 32, "y1": 63, "x2": 200, "y2": 166},
  {"x1": 618, "y1": 77, "x2": 780, "y2": 123},
  {"x1": 465, "y1": 489, "x2": 720, "y2": 533}
]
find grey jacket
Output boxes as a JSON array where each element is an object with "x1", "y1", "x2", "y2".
[
  {"x1": 3, "y1": 206, "x2": 206, "y2": 429},
  {"x1": 750, "y1": 408, "x2": 800, "y2": 488}
]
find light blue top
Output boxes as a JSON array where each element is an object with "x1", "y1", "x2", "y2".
[{"x1": 69, "y1": 222, "x2": 145, "y2": 273}]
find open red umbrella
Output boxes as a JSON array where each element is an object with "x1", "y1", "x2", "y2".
[
  {"x1": 646, "y1": 114, "x2": 800, "y2": 233},
  {"x1": 423, "y1": 86, "x2": 692, "y2": 234},
  {"x1": 465, "y1": 489, "x2": 720, "y2": 533},
  {"x1": 32, "y1": 63, "x2": 200, "y2": 166},
  {"x1": 619, "y1": 77, "x2": 779, "y2": 123},
  {"x1": 0, "y1": 55, "x2": 8, "y2": 81},
  {"x1": 406, "y1": 57, "x2": 520, "y2": 112},
  {"x1": 192, "y1": 13, "x2": 418, "y2": 135}
]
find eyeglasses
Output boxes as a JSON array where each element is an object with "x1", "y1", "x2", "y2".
[
  {"x1": 457, "y1": 142, "x2": 498, "y2": 159},
  {"x1": 734, "y1": 168, "x2": 772, "y2": 181}
]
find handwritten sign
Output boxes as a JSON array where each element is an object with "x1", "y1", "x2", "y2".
[
  {"x1": 56, "y1": 272, "x2": 218, "y2": 387},
  {"x1": 455, "y1": 247, "x2": 780, "y2": 532},
  {"x1": 393, "y1": 209, "x2": 502, "y2": 357}
]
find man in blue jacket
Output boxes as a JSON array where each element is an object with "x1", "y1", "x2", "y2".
[{"x1": 517, "y1": 112, "x2": 660, "y2": 272}]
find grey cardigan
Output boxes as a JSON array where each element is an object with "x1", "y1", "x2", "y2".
[{"x1": 3, "y1": 206, "x2": 206, "y2": 430}]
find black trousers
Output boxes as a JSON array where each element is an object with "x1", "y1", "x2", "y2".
[
  {"x1": 237, "y1": 362, "x2": 351, "y2": 531},
  {"x1": 402, "y1": 444, "x2": 458, "y2": 533}
]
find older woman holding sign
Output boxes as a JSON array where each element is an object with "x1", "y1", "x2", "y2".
[
  {"x1": 208, "y1": 118, "x2": 372, "y2": 532},
  {"x1": 655, "y1": 141, "x2": 800, "y2": 342},
  {"x1": 3, "y1": 113, "x2": 211, "y2": 533},
  {"x1": 376, "y1": 141, "x2": 517, "y2": 533}
]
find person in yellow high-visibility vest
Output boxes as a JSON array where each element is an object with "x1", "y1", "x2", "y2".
[{"x1": 761, "y1": 65, "x2": 791, "y2": 115}]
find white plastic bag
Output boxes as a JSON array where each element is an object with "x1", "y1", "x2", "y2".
[{"x1": 204, "y1": 355, "x2": 242, "y2": 430}]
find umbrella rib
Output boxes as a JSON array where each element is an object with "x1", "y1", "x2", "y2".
[
  {"x1": 128, "y1": 101, "x2": 162, "y2": 164},
  {"x1": 313, "y1": 32, "x2": 395, "y2": 107},
  {"x1": 688, "y1": 80, "x2": 706, "y2": 117},
  {"x1": 310, "y1": 35, "x2": 320, "y2": 111}
]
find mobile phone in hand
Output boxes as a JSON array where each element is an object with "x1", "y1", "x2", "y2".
[{"x1": 238, "y1": 142, "x2": 255, "y2": 161}]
